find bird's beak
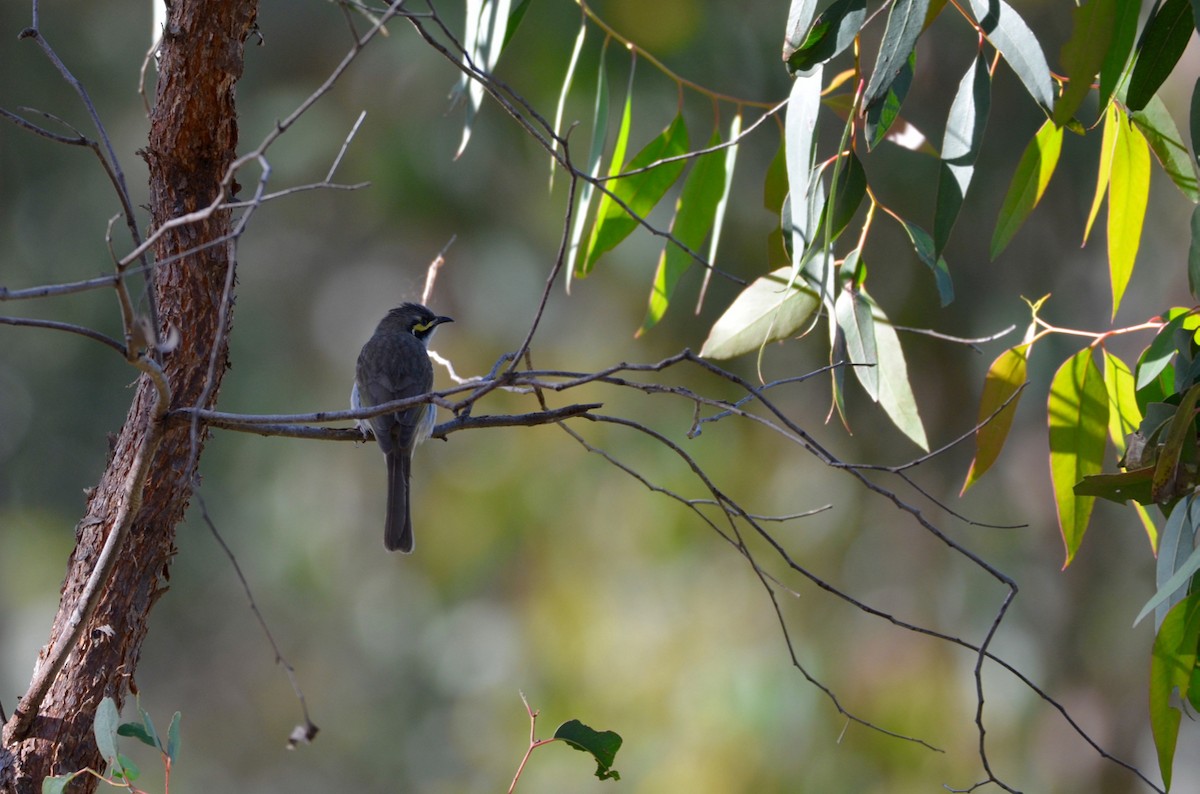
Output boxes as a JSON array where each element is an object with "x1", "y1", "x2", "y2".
[{"x1": 435, "y1": 315, "x2": 454, "y2": 326}]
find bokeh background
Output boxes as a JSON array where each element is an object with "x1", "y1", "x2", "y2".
[{"x1": 2, "y1": 1, "x2": 1198, "y2": 791}]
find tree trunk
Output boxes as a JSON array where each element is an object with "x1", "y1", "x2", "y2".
[{"x1": 1, "y1": 1, "x2": 257, "y2": 791}]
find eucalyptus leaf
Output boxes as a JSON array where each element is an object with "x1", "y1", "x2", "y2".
[
  {"x1": 700, "y1": 268, "x2": 821, "y2": 359},
  {"x1": 1126, "y1": 0, "x2": 1195, "y2": 112},
  {"x1": 863, "y1": 0, "x2": 931, "y2": 111},
  {"x1": 966, "y1": 0, "x2": 1055, "y2": 111}
]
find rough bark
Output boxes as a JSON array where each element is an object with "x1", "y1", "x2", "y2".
[{"x1": 0, "y1": 1, "x2": 257, "y2": 791}]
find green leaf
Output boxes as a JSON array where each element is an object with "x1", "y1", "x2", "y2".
[
  {"x1": 581, "y1": 66, "x2": 638, "y2": 275},
  {"x1": 1074, "y1": 466, "x2": 1155, "y2": 503},
  {"x1": 785, "y1": 0, "x2": 867, "y2": 74},
  {"x1": 455, "y1": 0, "x2": 513, "y2": 159},
  {"x1": 94, "y1": 696, "x2": 120, "y2": 766},
  {"x1": 835, "y1": 287, "x2": 879, "y2": 399},
  {"x1": 166, "y1": 711, "x2": 182, "y2": 763},
  {"x1": 1131, "y1": 95, "x2": 1200, "y2": 202},
  {"x1": 553, "y1": 719, "x2": 623, "y2": 781},
  {"x1": 895, "y1": 219, "x2": 953, "y2": 305},
  {"x1": 502, "y1": 0, "x2": 533, "y2": 48},
  {"x1": 564, "y1": 43, "x2": 610, "y2": 288},
  {"x1": 118, "y1": 722, "x2": 158, "y2": 750},
  {"x1": 40, "y1": 773, "x2": 81, "y2": 794},
  {"x1": 700, "y1": 267, "x2": 820, "y2": 359},
  {"x1": 966, "y1": 0, "x2": 1055, "y2": 111},
  {"x1": 784, "y1": 0, "x2": 822, "y2": 61},
  {"x1": 640, "y1": 130, "x2": 727, "y2": 334},
  {"x1": 1097, "y1": 0, "x2": 1140, "y2": 110},
  {"x1": 785, "y1": 67, "x2": 826, "y2": 255},
  {"x1": 1149, "y1": 593, "x2": 1200, "y2": 790},
  {"x1": 1138, "y1": 505, "x2": 1200, "y2": 627},
  {"x1": 962, "y1": 343, "x2": 1030, "y2": 493},
  {"x1": 821, "y1": 150, "x2": 868, "y2": 243},
  {"x1": 866, "y1": 293, "x2": 929, "y2": 450},
  {"x1": 1191, "y1": 205, "x2": 1200, "y2": 301},
  {"x1": 1084, "y1": 102, "x2": 1118, "y2": 245},
  {"x1": 935, "y1": 52, "x2": 991, "y2": 254},
  {"x1": 1053, "y1": 0, "x2": 1117, "y2": 126},
  {"x1": 114, "y1": 754, "x2": 140, "y2": 784},
  {"x1": 863, "y1": 0, "x2": 932, "y2": 111},
  {"x1": 1108, "y1": 109, "x2": 1150, "y2": 318},
  {"x1": 1126, "y1": 0, "x2": 1195, "y2": 112},
  {"x1": 990, "y1": 120, "x2": 1062, "y2": 259},
  {"x1": 1152, "y1": 495, "x2": 1200, "y2": 629},
  {"x1": 1048, "y1": 347, "x2": 1109, "y2": 567},
  {"x1": 549, "y1": 22, "x2": 587, "y2": 190},
  {"x1": 1103, "y1": 350, "x2": 1141, "y2": 452},
  {"x1": 764, "y1": 139, "x2": 788, "y2": 215},
  {"x1": 697, "y1": 112, "x2": 741, "y2": 315},
  {"x1": 1137, "y1": 309, "x2": 1192, "y2": 391},
  {"x1": 865, "y1": 53, "x2": 915, "y2": 150}
]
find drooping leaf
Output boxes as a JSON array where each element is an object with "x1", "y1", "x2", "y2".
[
  {"x1": 640, "y1": 130, "x2": 727, "y2": 334},
  {"x1": 1102, "y1": 350, "x2": 1141, "y2": 452},
  {"x1": 113, "y1": 755, "x2": 140, "y2": 784},
  {"x1": 784, "y1": 0, "x2": 823, "y2": 62},
  {"x1": 865, "y1": 293, "x2": 929, "y2": 450},
  {"x1": 700, "y1": 267, "x2": 821, "y2": 359},
  {"x1": 455, "y1": 0, "x2": 513, "y2": 159},
  {"x1": 820, "y1": 150, "x2": 868, "y2": 243},
  {"x1": 1136, "y1": 308, "x2": 1192, "y2": 391},
  {"x1": 549, "y1": 22, "x2": 587, "y2": 190},
  {"x1": 897, "y1": 219, "x2": 953, "y2": 305},
  {"x1": 40, "y1": 773, "x2": 80, "y2": 794},
  {"x1": 1152, "y1": 495, "x2": 1200, "y2": 629},
  {"x1": 94, "y1": 696, "x2": 120, "y2": 766},
  {"x1": 1139, "y1": 506, "x2": 1200, "y2": 627},
  {"x1": 863, "y1": 0, "x2": 932, "y2": 111},
  {"x1": 1097, "y1": 0, "x2": 1140, "y2": 110},
  {"x1": 1131, "y1": 95, "x2": 1200, "y2": 202},
  {"x1": 1053, "y1": 0, "x2": 1117, "y2": 126},
  {"x1": 935, "y1": 52, "x2": 991, "y2": 255},
  {"x1": 697, "y1": 113, "x2": 741, "y2": 314},
  {"x1": 1074, "y1": 465, "x2": 1155, "y2": 503},
  {"x1": 991, "y1": 119, "x2": 1062, "y2": 259},
  {"x1": 1151, "y1": 382, "x2": 1200, "y2": 502},
  {"x1": 581, "y1": 65, "x2": 637, "y2": 275},
  {"x1": 117, "y1": 722, "x2": 158, "y2": 749},
  {"x1": 1190, "y1": 205, "x2": 1200, "y2": 300},
  {"x1": 1084, "y1": 102, "x2": 1119, "y2": 245},
  {"x1": 1048, "y1": 347, "x2": 1109, "y2": 567},
  {"x1": 1126, "y1": 0, "x2": 1196, "y2": 112},
  {"x1": 554, "y1": 720, "x2": 623, "y2": 781},
  {"x1": 962, "y1": 343, "x2": 1030, "y2": 493},
  {"x1": 785, "y1": 67, "x2": 826, "y2": 256},
  {"x1": 166, "y1": 711, "x2": 182, "y2": 763},
  {"x1": 1108, "y1": 109, "x2": 1150, "y2": 318},
  {"x1": 865, "y1": 53, "x2": 915, "y2": 150},
  {"x1": 564, "y1": 44, "x2": 610, "y2": 289},
  {"x1": 502, "y1": 0, "x2": 533, "y2": 48},
  {"x1": 785, "y1": 0, "x2": 868, "y2": 75},
  {"x1": 1149, "y1": 593, "x2": 1200, "y2": 790},
  {"x1": 966, "y1": 0, "x2": 1055, "y2": 111},
  {"x1": 835, "y1": 287, "x2": 879, "y2": 399}
]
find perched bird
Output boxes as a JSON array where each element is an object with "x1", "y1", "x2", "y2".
[{"x1": 352, "y1": 302, "x2": 453, "y2": 552}]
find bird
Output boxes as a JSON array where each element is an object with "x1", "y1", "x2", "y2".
[{"x1": 352, "y1": 302, "x2": 453, "y2": 552}]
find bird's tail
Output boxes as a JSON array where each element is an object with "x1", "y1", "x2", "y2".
[{"x1": 384, "y1": 451, "x2": 414, "y2": 553}]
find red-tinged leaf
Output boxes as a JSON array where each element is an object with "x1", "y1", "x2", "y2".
[
  {"x1": 962, "y1": 343, "x2": 1030, "y2": 493},
  {"x1": 990, "y1": 120, "x2": 1062, "y2": 259},
  {"x1": 1053, "y1": 0, "x2": 1116, "y2": 126},
  {"x1": 1149, "y1": 593, "x2": 1200, "y2": 791},
  {"x1": 1108, "y1": 109, "x2": 1150, "y2": 318},
  {"x1": 1048, "y1": 347, "x2": 1109, "y2": 567},
  {"x1": 1084, "y1": 102, "x2": 1119, "y2": 245}
]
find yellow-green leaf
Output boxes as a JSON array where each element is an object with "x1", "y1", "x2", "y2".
[
  {"x1": 1049, "y1": 348, "x2": 1109, "y2": 567},
  {"x1": 990, "y1": 119, "x2": 1062, "y2": 259},
  {"x1": 1083, "y1": 102, "x2": 1118, "y2": 245},
  {"x1": 1053, "y1": 0, "x2": 1116, "y2": 127},
  {"x1": 1102, "y1": 350, "x2": 1140, "y2": 453},
  {"x1": 580, "y1": 66, "x2": 636, "y2": 276},
  {"x1": 1149, "y1": 592, "x2": 1200, "y2": 790},
  {"x1": 1108, "y1": 108, "x2": 1150, "y2": 318},
  {"x1": 962, "y1": 343, "x2": 1030, "y2": 493}
]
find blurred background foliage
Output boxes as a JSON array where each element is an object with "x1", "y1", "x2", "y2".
[{"x1": 1, "y1": 0, "x2": 1198, "y2": 791}]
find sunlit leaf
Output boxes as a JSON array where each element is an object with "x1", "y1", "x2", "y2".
[
  {"x1": 564, "y1": 44, "x2": 610, "y2": 289},
  {"x1": 785, "y1": 67, "x2": 826, "y2": 255},
  {"x1": 866, "y1": 293, "x2": 929, "y2": 450},
  {"x1": 1149, "y1": 593, "x2": 1200, "y2": 791},
  {"x1": 1151, "y1": 495, "x2": 1200, "y2": 629},
  {"x1": 1084, "y1": 102, "x2": 1119, "y2": 245},
  {"x1": 554, "y1": 720, "x2": 623, "y2": 781},
  {"x1": 1102, "y1": 350, "x2": 1141, "y2": 452},
  {"x1": 549, "y1": 22, "x2": 587, "y2": 190},
  {"x1": 640, "y1": 130, "x2": 726, "y2": 334},
  {"x1": 1190, "y1": 205, "x2": 1200, "y2": 300},
  {"x1": 835, "y1": 287, "x2": 879, "y2": 399},
  {"x1": 697, "y1": 113, "x2": 742, "y2": 314},
  {"x1": 1136, "y1": 308, "x2": 1192, "y2": 391},
  {"x1": 784, "y1": 0, "x2": 822, "y2": 62},
  {"x1": 1131, "y1": 95, "x2": 1200, "y2": 202},
  {"x1": 865, "y1": 53, "x2": 915, "y2": 150},
  {"x1": 1048, "y1": 347, "x2": 1109, "y2": 567},
  {"x1": 935, "y1": 52, "x2": 991, "y2": 254},
  {"x1": 455, "y1": 0, "x2": 512, "y2": 159},
  {"x1": 502, "y1": 0, "x2": 533, "y2": 48},
  {"x1": 962, "y1": 343, "x2": 1029, "y2": 493},
  {"x1": 863, "y1": 0, "x2": 931, "y2": 111},
  {"x1": 700, "y1": 267, "x2": 821, "y2": 359},
  {"x1": 1126, "y1": 0, "x2": 1195, "y2": 112},
  {"x1": 1074, "y1": 466, "x2": 1154, "y2": 503},
  {"x1": 966, "y1": 0, "x2": 1055, "y2": 111},
  {"x1": 991, "y1": 119, "x2": 1062, "y2": 259},
  {"x1": 1097, "y1": 0, "x2": 1140, "y2": 110},
  {"x1": 1053, "y1": 0, "x2": 1116, "y2": 126},
  {"x1": 785, "y1": 0, "x2": 867, "y2": 75},
  {"x1": 1108, "y1": 109, "x2": 1150, "y2": 318},
  {"x1": 897, "y1": 218, "x2": 953, "y2": 305},
  {"x1": 581, "y1": 65, "x2": 637, "y2": 275}
]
